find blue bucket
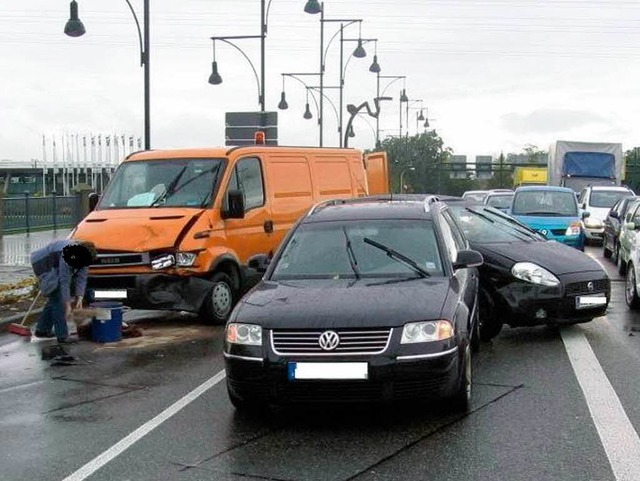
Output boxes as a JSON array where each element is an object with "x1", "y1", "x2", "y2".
[{"x1": 90, "y1": 302, "x2": 123, "y2": 343}]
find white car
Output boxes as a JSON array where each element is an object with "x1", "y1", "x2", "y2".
[{"x1": 578, "y1": 185, "x2": 635, "y2": 244}]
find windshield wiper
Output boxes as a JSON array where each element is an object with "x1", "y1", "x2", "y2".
[
  {"x1": 342, "y1": 227, "x2": 361, "y2": 279},
  {"x1": 363, "y1": 238, "x2": 430, "y2": 278},
  {"x1": 150, "y1": 165, "x2": 188, "y2": 207}
]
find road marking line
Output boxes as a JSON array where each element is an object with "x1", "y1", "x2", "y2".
[
  {"x1": 62, "y1": 369, "x2": 226, "y2": 481},
  {"x1": 0, "y1": 380, "x2": 45, "y2": 394},
  {"x1": 561, "y1": 327, "x2": 640, "y2": 481}
]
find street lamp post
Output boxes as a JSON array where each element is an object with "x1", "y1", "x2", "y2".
[
  {"x1": 209, "y1": 0, "x2": 277, "y2": 112},
  {"x1": 65, "y1": 0, "x2": 151, "y2": 150},
  {"x1": 400, "y1": 166, "x2": 416, "y2": 194},
  {"x1": 376, "y1": 74, "x2": 406, "y2": 146},
  {"x1": 343, "y1": 96, "x2": 392, "y2": 148},
  {"x1": 405, "y1": 99, "x2": 423, "y2": 136}
]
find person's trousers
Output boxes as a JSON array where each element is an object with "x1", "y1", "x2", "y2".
[{"x1": 35, "y1": 288, "x2": 69, "y2": 341}]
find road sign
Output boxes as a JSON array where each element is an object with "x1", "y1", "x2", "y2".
[
  {"x1": 225, "y1": 111, "x2": 278, "y2": 146},
  {"x1": 476, "y1": 155, "x2": 493, "y2": 179}
]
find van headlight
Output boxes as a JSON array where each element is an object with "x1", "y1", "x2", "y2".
[
  {"x1": 226, "y1": 323, "x2": 262, "y2": 346},
  {"x1": 151, "y1": 254, "x2": 175, "y2": 270},
  {"x1": 176, "y1": 252, "x2": 198, "y2": 267},
  {"x1": 565, "y1": 221, "x2": 582, "y2": 236},
  {"x1": 512, "y1": 262, "x2": 560, "y2": 286},
  {"x1": 401, "y1": 320, "x2": 454, "y2": 344}
]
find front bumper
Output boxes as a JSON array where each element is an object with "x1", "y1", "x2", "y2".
[
  {"x1": 493, "y1": 274, "x2": 610, "y2": 326},
  {"x1": 87, "y1": 273, "x2": 212, "y2": 312},
  {"x1": 583, "y1": 226, "x2": 605, "y2": 241},
  {"x1": 225, "y1": 338, "x2": 462, "y2": 404}
]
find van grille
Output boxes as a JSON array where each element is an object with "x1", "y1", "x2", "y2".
[
  {"x1": 271, "y1": 328, "x2": 392, "y2": 356},
  {"x1": 93, "y1": 252, "x2": 149, "y2": 267}
]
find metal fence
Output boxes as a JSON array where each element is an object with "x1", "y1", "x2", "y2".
[{"x1": 1, "y1": 194, "x2": 81, "y2": 234}]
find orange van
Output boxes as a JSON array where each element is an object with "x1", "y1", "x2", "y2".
[{"x1": 72, "y1": 145, "x2": 389, "y2": 322}]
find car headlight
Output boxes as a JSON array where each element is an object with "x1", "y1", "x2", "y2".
[
  {"x1": 565, "y1": 221, "x2": 582, "y2": 236},
  {"x1": 151, "y1": 254, "x2": 175, "y2": 270},
  {"x1": 583, "y1": 218, "x2": 603, "y2": 229},
  {"x1": 401, "y1": 320, "x2": 454, "y2": 344},
  {"x1": 176, "y1": 252, "x2": 198, "y2": 267},
  {"x1": 226, "y1": 323, "x2": 262, "y2": 346},
  {"x1": 512, "y1": 262, "x2": 560, "y2": 287}
]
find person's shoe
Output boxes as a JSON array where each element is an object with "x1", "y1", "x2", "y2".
[
  {"x1": 57, "y1": 337, "x2": 79, "y2": 345},
  {"x1": 33, "y1": 330, "x2": 55, "y2": 339}
]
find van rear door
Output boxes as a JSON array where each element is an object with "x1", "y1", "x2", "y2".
[{"x1": 365, "y1": 152, "x2": 390, "y2": 194}]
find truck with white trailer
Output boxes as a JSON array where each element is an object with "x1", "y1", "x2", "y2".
[{"x1": 548, "y1": 141, "x2": 624, "y2": 192}]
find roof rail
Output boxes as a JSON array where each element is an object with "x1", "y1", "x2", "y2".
[
  {"x1": 307, "y1": 198, "x2": 348, "y2": 216},
  {"x1": 423, "y1": 195, "x2": 440, "y2": 212}
]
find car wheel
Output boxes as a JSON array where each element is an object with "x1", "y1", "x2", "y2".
[
  {"x1": 611, "y1": 243, "x2": 619, "y2": 264},
  {"x1": 603, "y1": 241, "x2": 612, "y2": 259},
  {"x1": 478, "y1": 294, "x2": 502, "y2": 342},
  {"x1": 625, "y1": 263, "x2": 640, "y2": 309},
  {"x1": 618, "y1": 249, "x2": 627, "y2": 276},
  {"x1": 451, "y1": 344, "x2": 471, "y2": 412},
  {"x1": 200, "y1": 272, "x2": 236, "y2": 324}
]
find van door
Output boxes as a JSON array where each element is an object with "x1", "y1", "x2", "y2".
[
  {"x1": 223, "y1": 156, "x2": 273, "y2": 263},
  {"x1": 364, "y1": 151, "x2": 390, "y2": 194}
]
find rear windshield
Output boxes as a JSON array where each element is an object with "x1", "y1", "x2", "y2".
[
  {"x1": 590, "y1": 190, "x2": 633, "y2": 208},
  {"x1": 511, "y1": 190, "x2": 578, "y2": 217},
  {"x1": 485, "y1": 194, "x2": 513, "y2": 209},
  {"x1": 271, "y1": 220, "x2": 444, "y2": 280},
  {"x1": 462, "y1": 192, "x2": 487, "y2": 202}
]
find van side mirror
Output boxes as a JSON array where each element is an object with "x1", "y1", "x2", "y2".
[
  {"x1": 88, "y1": 193, "x2": 100, "y2": 212},
  {"x1": 453, "y1": 249, "x2": 483, "y2": 270},
  {"x1": 581, "y1": 211, "x2": 591, "y2": 220},
  {"x1": 248, "y1": 254, "x2": 270, "y2": 273},
  {"x1": 222, "y1": 189, "x2": 245, "y2": 219}
]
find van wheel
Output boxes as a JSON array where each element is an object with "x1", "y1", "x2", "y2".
[{"x1": 201, "y1": 272, "x2": 235, "y2": 324}]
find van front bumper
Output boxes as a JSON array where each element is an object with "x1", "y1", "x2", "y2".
[{"x1": 88, "y1": 274, "x2": 212, "y2": 312}]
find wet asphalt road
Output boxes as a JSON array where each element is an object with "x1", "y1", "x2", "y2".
[{"x1": 1, "y1": 246, "x2": 640, "y2": 481}]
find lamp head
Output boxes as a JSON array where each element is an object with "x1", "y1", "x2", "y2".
[
  {"x1": 304, "y1": 0, "x2": 322, "y2": 14},
  {"x1": 346, "y1": 104, "x2": 358, "y2": 115},
  {"x1": 352, "y1": 39, "x2": 367, "y2": 58},
  {"x1": 400, "y1": 89, "x2": 409, "y2": 103},
  {"x1": 303, "y1": 103, "x2": 313, "y2": 119},
  {"x1": 208, "y1": 61, "x2": 222, "y2": 85},
  {"x1": 417, "y1": 110, "x2": 425, "y2": 121},
  {"x1": 64, "y1": 0, "x2": 86, "y2": 37},
  {"x1": 369, "y1": 54, "x2": 381, "y2": 73},
  {"x1": 348, "y1": 125, "x2": 356, "y2": 138},
  {"x1": 278, "y1": 91, "x2": 289, "y2": 110}
]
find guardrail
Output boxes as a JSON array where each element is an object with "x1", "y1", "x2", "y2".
[{"x1": 0, "y1": 193, "x2": 85, "y2": 235}]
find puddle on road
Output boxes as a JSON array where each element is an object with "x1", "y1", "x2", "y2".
[{"x1": 92, "y1": 324, "x2": 216, "y2": 352}]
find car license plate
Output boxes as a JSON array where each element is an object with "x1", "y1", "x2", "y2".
[
  {"x1": 575, "y1": 294, "x2": 607, "y2": 309},
  {"x1": 93, "y1": 289, "x2": 128, "y2": 300},
  {"x1": 288, "y1": 362, "x2": 368, "y2": 380}
]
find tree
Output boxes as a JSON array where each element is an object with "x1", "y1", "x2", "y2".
[
  {"x1": 375, "y1": 131, "x2": 452, "y2": 194},
  {"x1": 522, "y1": 144, "x2": 547, "y2": 163}
]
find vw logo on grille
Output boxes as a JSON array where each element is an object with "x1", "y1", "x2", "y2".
[
  {"x1": 587, "y1": 281, "x2": 595, "y2": 292},
  {"x1": 318, "y1": 331, "x2": 340, "y2": 351}
]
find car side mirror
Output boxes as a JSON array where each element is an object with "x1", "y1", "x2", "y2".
[
  {"x1": 609, "y1": 211, "x2": 619, "y2": 219},
  {"x1": 88, "y1": 193, "x2": 100, "y2": 212},
  {"x1": 625, "y1": 222, "x2": 637, "y2": 231},
  {"x1": 222, "y1": 189, "x2": 245, "y2": 219},
  {"x1": 581, "y1": 211, "x2": 591, "y2": 219},
  {"x1": 453, "y1": 249, "x2": 483, "y2": 270},
  {"x1": 248, "y1": 254, "x2": 270, "y2": 273}
]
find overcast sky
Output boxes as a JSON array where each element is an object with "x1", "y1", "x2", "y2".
[{"x1": 2, "y1": 0, "x2": 640, "y2": 163}]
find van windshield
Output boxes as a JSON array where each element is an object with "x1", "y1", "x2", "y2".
[{"x1": 98, "y1": 158, "x2": 225, "y2": 209}]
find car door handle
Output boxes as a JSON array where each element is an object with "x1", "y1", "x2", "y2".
[{"x1": 264, "y1": 220, "x2": 274, "y2": 233}]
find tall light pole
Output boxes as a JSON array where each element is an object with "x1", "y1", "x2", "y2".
[
  {"x1": 209, "y1": 0, "x2": 278, "y2": 112},
  {"x1": 376, "y1": 74, "x2": 406, "y2": 146},
  {"x1": 65, "y1": 0, "x2": 151, "y2": 150},
  {"x1": 400, "y1": 166, "x2": 415, "y2": 194}
]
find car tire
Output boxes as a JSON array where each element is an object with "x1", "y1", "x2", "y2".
[
  {"x1": 450, "y1": 344, "x2": 471, "y2": 412},
  {"x1": 618, "y1": 250, "x2": 627, "y2": 276},
  {"x1": 603, "y1": 242, "x2": 612, "y2": 259},
  {"x1": 611, "y1": 243, "x2": 619, "y2": 264},
  {"x1": 478, "y1": 294, "x2": 502, "y2": 342},
  {"x1": 625, "y1": 263, "x2": 640, "y2": 309},
  {"x1": 200, "y1": 272, "x2": 236, "y2": 324}
]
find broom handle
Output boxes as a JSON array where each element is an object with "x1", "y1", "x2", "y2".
[{"x1": 21, "y1": 291, "x2": 42, "y2": 326}]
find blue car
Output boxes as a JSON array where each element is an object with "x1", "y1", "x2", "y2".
[{"x1": 510, "y1": 186, "x2": 586, "y2": 250}]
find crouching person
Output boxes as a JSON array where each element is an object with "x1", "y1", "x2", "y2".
[{"x1": 31, "y1": 239, "x2": 97, "y2": 344}]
